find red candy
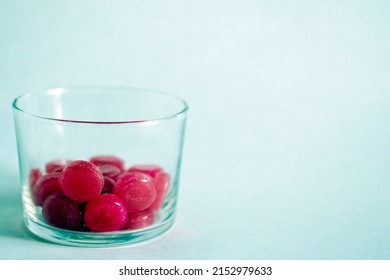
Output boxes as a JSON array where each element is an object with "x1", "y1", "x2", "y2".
[
  {"x1": 128, "y1": 164, "x2": 162, "y2": 179},
  {"x1": 45, "y1": 159, "x2": 72, "y2": 173},
  {"x1": 149, "y1": 171, "x2": 170, "y2": 210},
  {"x1": 114, "y1": 171, "x2": 132, "y2": 181},
  {"x1": 127, "y1": 166, "x2": 170, "y2": 210},
  {"x1": 101, "y1": 176, "x2": 116, "y2": 194},
  {"x1": 84, "y1": 194, "x2": 128, "y2": 232},
  {"x1": 114, "y1": 172, "x2": 157, "y2": 212},
  {"x1": 42, "y1": 192, "x2": 83, "y2": 230},
  {"x1": 32, "y1": 173, "x2": 62, "y2": 206},
  {"x1": 29, "y1": 156, "x2": 171, "y2": 232},
  {"x1": 124, "y1": 209, "x2": 155, "y2": 230},
  {"x1": 28, "y1": 168, "x2": 42, "y2": 190},
  {"x1": 90, "y1": 155, "x2": 125, "y2": 171},
  {"x1": 60, "y1": 160, "x2": 104, "y2": 202},
  {"x1": 98, "y1": 164, "x2": 122, "y2": 180}
]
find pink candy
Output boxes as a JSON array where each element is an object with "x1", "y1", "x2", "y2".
[
  {"x1": 124, "y1": 208, "x2": 155, "y2": 230},
  {"x1": 90, "y1": 155, "x2": 125, "y2": 171},
  {"x1": 29, "y1": 156, "x2": 170, "y2": 232},
  {"x1": 128, "y1": 165, "x2": 170, "y2": 210},
  {"x1": 84, "y1": 194, "x2": 128, "y2": 232},
  {"x1": 98, "y1": 164, "x2": 122, "y2": 180},
  {"x1": 149, "y1": 171, "x2": 170, "y2": 210},
  {"x1": 28, "y1": 168, "x2": 42, "y2": 190},
  {"x1": 128, "y1": 164, "x2": 162, "y2": 179},
  {"x1": 114, "y1": 172, "x2": 157, "y2": 212},
  {"x1": 45, "y1": 159, "x2": 72, "y2": 173},
  {"x1": 32, "y1": 173, "x2": 62, "y2": 206},
  {"x1": 60, "y1": 160, "x2": 104, "y2": 202}
]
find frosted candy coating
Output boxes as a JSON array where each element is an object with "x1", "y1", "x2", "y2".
[
  {"x1": 32, "y1": 173, "x2": 62, "y2": 206},
  {"x1": 60, "y1": 160, "x2": 104, "y2": 202},
  {"x1": 90, "y1": 155, "x2": 125, "y2": 171},
  {"x1": 124, "y1": 208, "x2": 155, "y2": 230},
  {"x1": 114, "y1": 172, "x2": 157, "y2": 212},
  {"x1": 84, "y1": 194, "x2": 128, "y2": 232},
  {"x1": 42, "y1": 192, "x2": 83, "y2": 230}
]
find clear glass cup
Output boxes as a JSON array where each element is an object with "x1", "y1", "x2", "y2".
[{"x1": 12, "y1": 86, "x2": 188, "y2": 247}]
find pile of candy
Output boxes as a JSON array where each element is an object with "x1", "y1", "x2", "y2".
[{"x1": 28, "y1": 156, "x2": 169, "y2": 232}]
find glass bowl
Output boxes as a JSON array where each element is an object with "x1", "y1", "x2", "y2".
[{"x1": 12, "y1": 86, "x2": 188, "y2": 247}]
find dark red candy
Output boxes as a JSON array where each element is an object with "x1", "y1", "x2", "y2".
[
  {"x1": 114, "y1": 172, "x2": 157, "y2": 212},
  {"x1": 32, "y1": 173, "x2": 62, "y2": 206},
  {"x1": 28, "y1": 168, "x2": 42, "y2": 190},
  {"x1": 128, "y1": 164, "x2": 162, "y2": 179},
  {"x1": 60, "y1": 160, "x2": 104, "y2": 202},
  {"x1": 90, "y1": 155, "x2": 125, "y2": 171},
  {"x1": 97, "y1": 164, "x2": 122, "y2": 180},
  {"x1": 84, "y1": 194, "x2": 128, "y2": 232},
  {"x1": 45, "y1": 159, "x2": 72, "y2": 173},
  {"x1": 149, "y1": 171, "x2": 170, "y2": 210},
  {"x1": 42, "y1": 192, "x2": 83, "y2": 230},
  {"x1": 124, "y1": 208, "x2": 155, "y2": 230},
  {"x1": 101, "y1": 176, "x2": 116, "y2": 194}
]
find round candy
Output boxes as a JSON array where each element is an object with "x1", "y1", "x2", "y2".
[
  {"x1": 115, "y1": 171, "x2": 132, "y2": 182},
  {"x1": 28, "y1": 168, "x2": 42, "y2": 190},
  {"x1": 90, "y1": 155, "x2": 125, "y2": 171},
  {"x1": 32, "y1": 173, "x2": 62, "y2": 206},
  {"x1": 101, "y1": 176, "x2": 116, "y2": 194},
  {"x1": 60, "y1": 160, "x2": 104, "y2": 202},
  {"x1": 84, "y1": 194, "x2": 128, "y2": 232},
  {"x1": 149, "y1": 171, "x2": 170, "y2": 210},
  {"x1": 128, "y1": 164, "x2": 162, "y2": 179},
  {"x1": 42, "y1": 192, "x2": 83, "y2": 230},
  {"x1": 45, "y1": 159, "x2": 72, "y2": 173},
  {"x1": 114, "y1": 172, "x2": 157, "y2": 212},
  {"x1": 97, "y1": 163, "x2": 122, "y2": 180}
]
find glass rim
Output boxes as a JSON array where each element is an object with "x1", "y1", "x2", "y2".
[{"x1": 12, "y1": 86, "x2": 189, "y2": 125}]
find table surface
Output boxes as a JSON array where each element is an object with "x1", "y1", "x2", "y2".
[{"x1": 1, "y1": 0, "x2": 390, "y2": 260}]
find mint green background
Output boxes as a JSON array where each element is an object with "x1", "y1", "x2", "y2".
[{"x1": 1, "y1": 0, "x2": 389, "y2": 259}]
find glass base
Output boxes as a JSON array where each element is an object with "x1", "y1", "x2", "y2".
[{"x1": 24, "y1": 214, "x2": 175, "y2": 247}]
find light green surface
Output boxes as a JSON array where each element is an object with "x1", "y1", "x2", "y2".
[{"x1": 1, "y1": 0, "x2": 390, "y2": 259}]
